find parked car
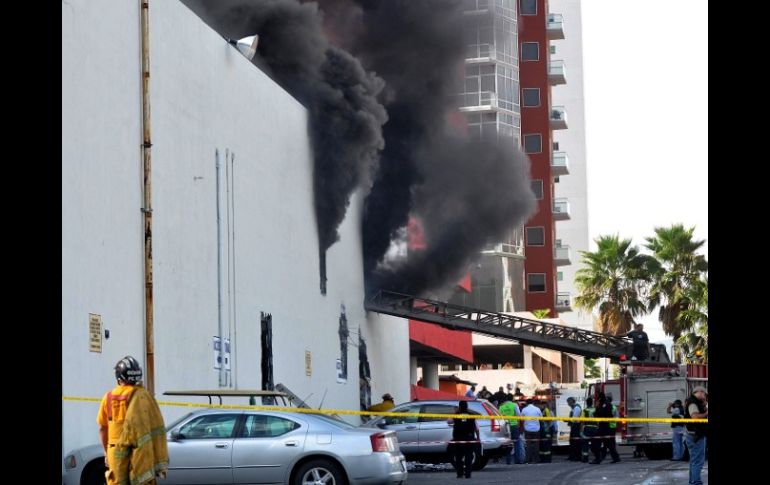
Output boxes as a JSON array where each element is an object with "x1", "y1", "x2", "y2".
[
  {"x1": 63, "y1": 409, "x2": 406, "y2": 485},
  {"x1": 361, "y1": 399, "x2": 512, "y2": 470}
]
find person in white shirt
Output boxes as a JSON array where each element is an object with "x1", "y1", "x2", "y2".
[{"x1": 520, "y1": 399, "x2": 543, "y2": 463}]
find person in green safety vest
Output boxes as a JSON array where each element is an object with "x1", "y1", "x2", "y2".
[
  {"x1": 580, "y1": 396, "x2": 598, "y2": 463},
  {"x1": 537, "y1": 400, "x2": 555, "y2": 463},
  {"x1": 499, "y1": 396, "x2": 524, "y2": 464},
  {"x1": 601, "y1": 393, "x2": 619, "y2": 461}
]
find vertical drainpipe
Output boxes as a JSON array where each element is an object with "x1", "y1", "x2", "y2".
[
  {"x1": 216, "y1": 150, "x2": 226, "y2": 387},
  {"x1": 230, "y1": 152, "x2": 238, "y2": 388},
  {"x1": 140, "y1": 0, "x2": 155, "y2": 394},
  {"x1": 225, "y1": 149, "x2": 233, "y2": 387}
]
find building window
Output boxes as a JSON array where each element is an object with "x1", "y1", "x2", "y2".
[
  {"x1": 521, "y1": 42, "x2": 539, "y2": 61},
  {"x1": 522, "y1": 88, "x2": 540, "y2": 107},
  {"x1": 557, "y1": 271, "x2": 563, "y2": 282},
  {"x1": 552, "y1": 141, "x2": 559, "y2": 151},
  {"x1": 520, "y1": 0, "x2": 537, "y2": 15},
  {"x1": 528, "y1": 273, "x2": 546, "y2": 293},
  {"x1": 526, "y1": 227, "x2": 545, "y2": 246},
  {"x1": 550, "y1": 45, "x2": 556, "y2": 55},
  {"x1": 523, "y1": 134, "x2": 542, "y2": 153},
  {"x1": 555, "y1": 239, "x2": 562, "y2": 247},
  {"x1": 338, "y1": 306, "x2": 348, "y2": 382},
  {"x1": 359, "y1": 335, "x2": 371, "y2": 410},
  {"x1": 531, "y1": 180, "x2": 543, "y2": 199},
  {"x1": 260, "y1": 312, "x2": 274, "y2": 404}
]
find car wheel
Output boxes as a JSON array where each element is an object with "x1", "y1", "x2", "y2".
[
  {"x1": 293, "y1": 459, "x2": 347, "y2": 485},
  {"x1": 81, "y1": 459, "x2": 107, "y2": 485}
]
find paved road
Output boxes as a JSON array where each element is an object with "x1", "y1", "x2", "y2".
[{"x1": 404, "y1": 449, "x2": 707, "y2": 484}]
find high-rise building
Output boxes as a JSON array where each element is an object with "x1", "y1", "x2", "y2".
[
  {"x1": 452, "y1": 0, "x2": 527, "y2": 314},
  {"x1": 548, "y1": 0, "x2": 592, "y2": 330},
  {"x1": 519, "y1": 0, "x2": 568, "y2": 317}
]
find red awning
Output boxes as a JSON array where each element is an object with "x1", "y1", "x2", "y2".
[{"x1": 410, "y1": 385, "x2": 473, "y2": 401}]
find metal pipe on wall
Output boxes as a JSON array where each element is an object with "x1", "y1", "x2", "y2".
[
  {"x1": 216, "y1": 149, "x2": 226, "y2": 386},
  {"x1": 140, "y1": 0, "x2": 155, "y2": 394}
]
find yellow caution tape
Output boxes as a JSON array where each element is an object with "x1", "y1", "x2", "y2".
[{"x1": 62, "y1": 396, "x2": 708, "y2": 423}]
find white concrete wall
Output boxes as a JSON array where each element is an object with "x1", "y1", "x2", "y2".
[
  {"x1": 549, "y1": 0, "x2": 593, "y2": 331},
  {"x1": 440, "y1": 369, "x2": 541, "y2": 393},
  {"x1": 62, "y1": 0, "x2": 409, "y2": 458},
  {"x1": 62, "y1": 0, "x2": 145, "y2": 457}
]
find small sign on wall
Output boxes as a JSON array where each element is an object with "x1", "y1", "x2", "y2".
[
  {"x1": 213, "y1": 336, "x2": 222, "y2": 369},
  {"x1": 89, "y1": 313, "x2": 103, "y2": 353},
  {"x1": 305, "y1": 350, "x2": 312, "y2": 376},
  {"x1": 224, "y1": 338, "x2": 231, "y2": 371},
  {"x1": 336, "y1": 358, "x2": 347, "y2": 384}
]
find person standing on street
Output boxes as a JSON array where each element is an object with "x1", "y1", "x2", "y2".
[
  {"x1": 565, "y1": 397, "x2": 583, "y2": 461},
  {"x1": 98, "y1": 356, "x2": 168, "y2": 485},
  {"x1": 580, "y1": 396, "x2": 598, "y2": 463},
  {"x1": 450, "y1": 400, "x2": 481, "y2": 479},
  {"x1": 668, "y1": 399, "x2": 686, "y2": 461},
  {"x1": 590, "y1": 393, "x2": 620, "y2": 464},
  {"x1": 520, "y1": 399, "x2": 542, "y2": 464},
  {"x1": 499, "y1": 396, "x2": 524, "y2": 464},
  {"x1": 684, "y1": 386, "x2": 708, "y2": 485},
  {"x1": 537, "y1": 400, "x2": 555, "y2": 463}
]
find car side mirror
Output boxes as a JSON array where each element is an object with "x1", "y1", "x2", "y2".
[{"x1": 169, "y1": 429, "x2": 182, "y2": 441}]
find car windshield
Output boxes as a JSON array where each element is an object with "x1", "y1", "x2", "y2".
[{"x1": 165, "y1": 412, "x2": 193, "y2": 432}]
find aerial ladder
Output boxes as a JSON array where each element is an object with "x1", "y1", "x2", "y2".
[{"x1": 365, "y1": 290, "x2": 669, "y2": 362}]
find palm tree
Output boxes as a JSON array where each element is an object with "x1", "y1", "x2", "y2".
[
  {"x1": 645, "y1": 225, "x2": 708, "y2": 361},
  {"x1": 532, "y1": 309, "x2": 551, "y2": 319},
  {"x1": 583, "y1": 358, "x2": 602, "y2": 379},
  {"x1": 676, "y1": 276, "x2": 708, "y2": 362},
  {"x1": 574, "y1": 235, "x2": 656, "y2": 335}
]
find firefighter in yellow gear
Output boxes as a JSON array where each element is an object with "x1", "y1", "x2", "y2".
[
  {"x1": 537, "y1": 400, "x2": 555, "y2": 463},
  {"x1": 97, "y1": 356, "x2": 168, "y2": 485},
  {"x1": 581, "y1": 397, "x2": 598, "y2": 463},
  {"x1": 367, "y1": 393, "x2": 396, "y2": 412}
]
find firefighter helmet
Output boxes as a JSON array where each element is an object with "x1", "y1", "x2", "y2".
[{"x1": 114, "y1": 355, "x2": 143, "y2": 384}]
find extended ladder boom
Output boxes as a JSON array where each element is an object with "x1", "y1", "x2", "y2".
[{"x1": 365, "y1": 290, "x2": 669, "y2": 362}]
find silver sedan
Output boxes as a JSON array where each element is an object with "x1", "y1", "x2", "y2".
[{"x1": 64, "y1": 409, "x2": 407, "y2": 485}]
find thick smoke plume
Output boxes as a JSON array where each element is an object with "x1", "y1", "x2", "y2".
[
  {"x1": 184, "y1": 0, "x2": 536, "y2": 298},
  {"x1": 183, "y1": 0, "x2": 387, "y2": 255},
  {"x1": 317, "y1": 0, "x2": 536, "y2": 296}
]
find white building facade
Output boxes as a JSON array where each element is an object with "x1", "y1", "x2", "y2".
[{"x1": 62, "y1": 0, "x2": 409, "y2": 459}]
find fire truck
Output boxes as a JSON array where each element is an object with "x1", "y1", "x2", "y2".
[{"x1": 588, "y1": 361, "x2": 708, "y2": 459}]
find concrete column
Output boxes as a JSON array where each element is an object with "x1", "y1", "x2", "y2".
[
  {"x1": 410, "y1": 357, "x2": 418, "y2": 385},
  {"x1": 423, "y1": 362, "x2": 439, "y2": 390}
]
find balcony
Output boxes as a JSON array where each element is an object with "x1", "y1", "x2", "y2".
[
  {"x1": 458, "y1": 91, "x2": 499, "y2": 113},
  {"x1": 556, "y1": 292, "x2": 572, "y2": 311},
  {"x1": 550, "y1": 106, "x2": 568, "y2": 130},
  {"x1": 553, "y1": 198, "x2": 571, "y2": 221},
  {"x1": 546, "y1": 13, "x2": 565, "y2": 40},
  {"x1": 551, "y1": 151, "x2": 570, "y2": 176},
  {"x1": 548, "y1": 60, "x2": 567, "y2": 85},
  {"x1": 465, "y1": 44, "x2": 498, "y2": 65},
  {"x1": 554, "y1": 245, "x2": 572, "y2": 266}
]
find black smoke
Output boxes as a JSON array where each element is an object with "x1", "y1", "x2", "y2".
[
  {"x1": 182, "y1": 0, "x2": 387, "y2": 254},
  {"x1": 318, "y1": 0, "x2": 536, "y2": 296},
  {"x1": 183, "y1": 0, "x2": 536, "y2": 298}
]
